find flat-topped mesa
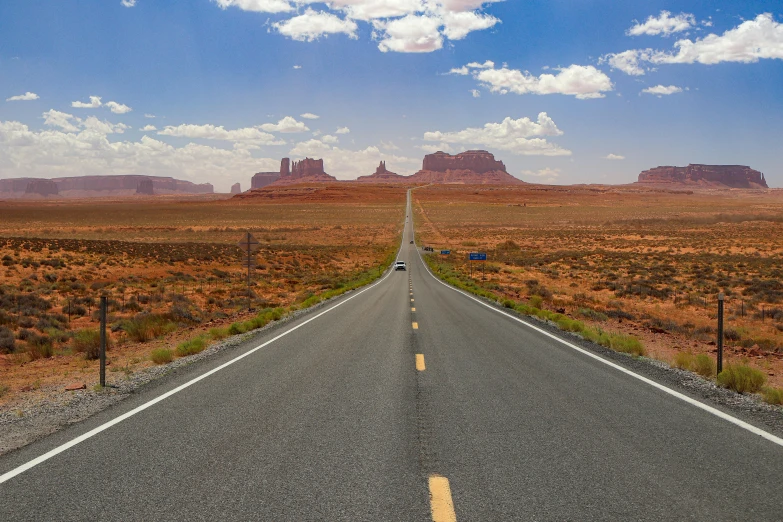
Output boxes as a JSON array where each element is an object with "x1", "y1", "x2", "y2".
[
  {"x1": 230, "y1": 183, "x2": 241, "y2": 194},
  {"x1": 410, "y1": 150, "x2": 522, "y2": 184},
  {"x1": 25, "y1": 179, "x2": 58, "y2": 196},
  {"x1": 422, "y1": 150, "x2": 507, "y2": 174},
  {"x1": 638, "y1": 164, "x2": 768, "y2": 188}
]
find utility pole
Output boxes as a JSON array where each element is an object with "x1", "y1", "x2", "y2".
[
  {"x1": 99, "y1": 296, "x2": 107, "y2": 388},
  {"x1": 237, "y1": 232, "x2": 260, "y2": 311}
]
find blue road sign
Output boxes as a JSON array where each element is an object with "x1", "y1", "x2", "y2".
[
  {"x1": 441, "y1": 250, "x2": 451, "y2": 255},
  {"x1": 469, "y1": 252, "x2": 487, "y2": 261}
]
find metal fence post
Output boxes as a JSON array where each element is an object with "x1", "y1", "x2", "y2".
[
  {"x1": 717, "y1": 293, "x2": 724, "y2": 375},
  {"x1": 100, "y1": 295, "x2": 107, "y2": 388}
]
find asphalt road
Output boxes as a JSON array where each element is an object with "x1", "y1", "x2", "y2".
[{"x1": 1, "y1": 191, "x2": 782, "y2": 520}]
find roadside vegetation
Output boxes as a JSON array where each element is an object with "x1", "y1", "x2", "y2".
[
  {"x1": 0, "y1": 186, "x2": 405, "y2": 404},
  {"x1": 414, "y1": 185, "x2": 783, "y2": 408}
]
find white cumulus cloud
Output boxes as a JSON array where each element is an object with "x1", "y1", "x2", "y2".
[
  {"x1": 627, "y1": 11, "x2": 695, "y2": 37},
  {"x1": 605, "y1": 153, "x2": 625, "y2": 160},
  {"x1": 422, "y1": 113, "x2": 571, "y2": 156},
  {"x1": 641, "y1": 85, "x2": 683, "y2": 96},
  {"x1": 6, "y1": 92, "x2": 39, "y2": 102},
  {"x1": 105, "y1": 101, "x2": 132, "y2": 114},
  {"x1": 43, "y1": 110, "x2": 81, "y2": 132},
  {"x1": 520, "y1": 167, "x2": 561, "y2": 183},
  {"x1": 72, "y1": 96, "x2": 103, "y2": 109},
  {"x1": 462, "y1": 62, "x2": 613, "y2": 99},
  {"x1": 470, "y1": 89, "x2": 481, "y2": 97},
  {"x1": 217, "y1": 0, "x2": 503, "y2": 53},
  {"x1": 121, "y1": 0, "x2": 136, "y2": 7},
  {"x1": 300, "y1": 112, "x2": 320, "y2": 119},
  {"x1": 336, "y1": 126, "x2": 350, "y2": 134},
  {"x1": 159, "y1": 123, "x2": 284, "y2": 145},
  {"x1": 140, "y1": 125, "x2": 157, "y2": 132},
  {"x1": 273, "y1": 9, "x2": 358, "y2": 41},
  {"x1": 605, "y1": 14, "x2": 783, "y2": 75},
  {"x1": 0, "y1": 119, "x2": 280, "y2": 192},
  {"x1": 259, "y1": 116, "x2": 310, "y2": 133},
  {"x1": 320, "y1": 134, "x2": 339, "y2": 144},
  {"x1": 213, "y1": 0, "x2": 293, "y2": 14}
]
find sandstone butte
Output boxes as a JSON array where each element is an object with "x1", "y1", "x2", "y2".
[
  {"x1": 230, "y1": 182, "x2": 242, "y2": 194},
  {"x1": 636, "y1": 164, "x2": 768, "y2": 189},
  {"x1": 0, "y1": 175, "x2": 214, "y2": 198},
  {"x1": 357, "y1": 151, "x2": 523, "y2": 185},
  {"x1": 251, "y1": 158, "x2": 337, "y2": 189}
]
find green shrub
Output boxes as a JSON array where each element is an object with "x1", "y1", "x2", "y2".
[
  {"x1": 610, "y1": 334, "x2": 646, "y2": 356},
  {"x1": 717, "y1": 364, "x2": 766, "y2": 394},
  {"x1": 503, "y1": 299, "x2": 516, "y2": 309},
  {"x1": 556, "y1": 317, "x2": 585, "y2": 333},
  {"x1": 228, "y1": 322, "x2": 246, "y2": 335},
  {"x1": 123, "y1": 314, "x2": 176, "y2": 343},
  {"x1": 27, "y1": 335, "x2": 54, "y2": 360},
  {"x1": 0, "y1": 383, "x2": 8, "y2": 398},
  {"x1": 175, "y1": 336, "x2": 207, "y2": 357},
  {"x1": 72, "y1": 329, "x2": 108, "y2": 360},
  {"x1": 528, "y1": 295, "x2": 543, "y2": 309},
  {"x1": 673, "y1": 351, "x2": 695, "y2": 370},
  {"x1": 578, "y1": 308, "x2": 609, "y2": 322},
  {"x1": 761, "y1": 386, "x2": 783, "y2": 405},
  {"x1": 209, "y1": 327, "x2": 229, "y2": 340},
  {"x1": 150, "y1": 348, "x2": 173, "y2": 365},
  {"x1": 693, "y1": 354, "x2": 716, "y2": 378}
]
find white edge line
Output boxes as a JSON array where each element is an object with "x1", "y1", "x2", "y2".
[
  {"x1": 0, "y1": 232, "x2": 406, "y2": 485},
  {"x1": 410, "y1": 191, "x2": 783, "y2": 448}
]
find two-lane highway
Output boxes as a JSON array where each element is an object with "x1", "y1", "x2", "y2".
[{"x1": 1, "y1": 190, "x2": 782, "y2": 520}]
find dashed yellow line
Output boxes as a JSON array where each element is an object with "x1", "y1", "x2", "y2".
[
  {"x1": 411, "y1": 298, "x2": 415, "y2": 302},
  {"x1": 429, "y1": 475, "x2": 457, "y2": 522},
  {"x1": 411, "y1": 307, "x2": 416, "y2": 312},
  {"x1": 416, "y1": 353, "x2": 425, "y2": 371},
  {"x1": 412, "y1": 321, "x2": 419, "y2": 329}
]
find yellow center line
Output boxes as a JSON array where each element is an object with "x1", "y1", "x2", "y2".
[
  {"x1": 412, "y1": 322, "x2": 419, "y2": 329},
  {"x1": 416, "y1": 353, "x2": 425, "y2": 371},
  {"x1": 429, "y1": 475, "x2": 457, "y2": 522},
  {"x1": 411, "y1": 298, "x2": 414, "y2": 302},
  {"x1": 411, "y1": 307, "x2": 416, "y2": 312}
]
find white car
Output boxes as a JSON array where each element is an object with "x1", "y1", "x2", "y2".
[{"x1": 394, "y1": 261, "x2": 407, "y2": 271}]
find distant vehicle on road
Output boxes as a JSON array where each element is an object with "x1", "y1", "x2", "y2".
[
  {"x1": 410, "y1": 240, "x2": 414, "y2": 244},
  {"x1": 394, "y1": 261, "x2": 407, "y2": 271},
  {"x1": 423, "y1": 246, "x2": 434, "y2": 252}
]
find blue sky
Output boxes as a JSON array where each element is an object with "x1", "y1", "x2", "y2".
[{"x1": 1, "y1": 0, "x2": 781, "y2": 191}]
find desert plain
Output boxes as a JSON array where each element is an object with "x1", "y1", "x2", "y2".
[{"x1": 2, "y1": 182, "x2": 783, "y2": 410}]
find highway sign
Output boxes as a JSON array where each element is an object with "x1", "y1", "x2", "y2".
[
  {"x1": 241, "y1": 258, "x2": 257, "y2": 268},
  {"x1": 441, "y1": 250, "x2": 451, "y2": 255},
  {"x1": 469, "y1": 252, "x2": 487, "y2": 261},
  {"x1": 237, "y1": 232, "x2": 260, "y2": 252}
]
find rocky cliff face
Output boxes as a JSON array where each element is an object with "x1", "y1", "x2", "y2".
[
  {"x1": 136, "y1": 178, "x2": 154, "y2": 195},
  {"x1": 638, "y1": 164, "x2": 768, "y2": 188},
  {"x1": 25, "y1": 179, "x2": 59, "y2": 196},
  {"x1": 411, "y1": 150, "x2": 521, "y2": 184},
  {"x1": 230, "y1": 183, "x2": 241, "y2": 194}
]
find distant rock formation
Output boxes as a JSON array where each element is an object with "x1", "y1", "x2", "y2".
[
  {"x1": 356, "y1": 161, "x2": 407, "y2": 182},
  {"x1": 230, "y1": 183, "x2": 241, "y2": 194},
  {"x1": 637, "y1": 164, "x2": 768, "y2": 188},
  {"x1": 136, "y1": 178, "x2": 154, "y2": 195},
  {"x1": 409, "y1": 150, "x2": 522, "y2": 184},
  {"x1": 251, "y1": 158, "x2": 288, "y2": 189},
  {"x1": 25, "y1": 179, "x2": 59, "y2": 196},
  {"x1": 274, "y1": 157, "x2": 337, "y2": 184},
  {"x1": 0, "y1": 175, "x2": 213, "y2": 198}
]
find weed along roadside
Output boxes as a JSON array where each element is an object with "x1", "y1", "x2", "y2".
[{"x1": 421, "y1": 251, "x2": 783, "y2": 411}]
